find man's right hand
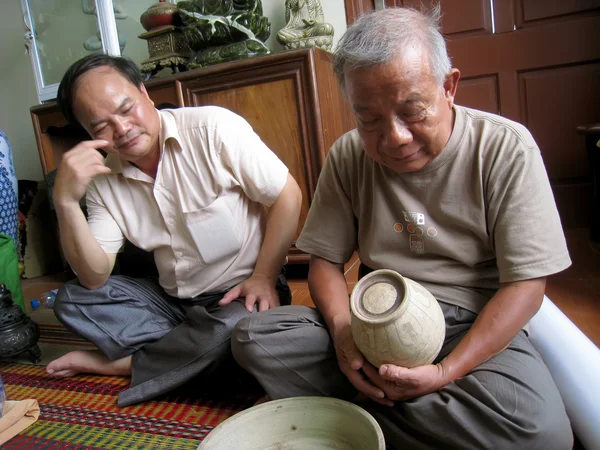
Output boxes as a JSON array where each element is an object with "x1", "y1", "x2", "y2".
[
  {"x1": 331, "y1": 321, "x2": 394, "y2": 406},
  {"x1": 53, "y1": 140, "x2": 110, "y2": 206}
]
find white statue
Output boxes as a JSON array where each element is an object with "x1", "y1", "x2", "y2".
[{"x1": 277, "y1": 0, "x2": 334, "y2": 51}]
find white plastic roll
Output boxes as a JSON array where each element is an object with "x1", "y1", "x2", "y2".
[{"x1": 529, "y1": 296, "x2": 600, "y2": 449}]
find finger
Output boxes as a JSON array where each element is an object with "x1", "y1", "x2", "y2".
[
  {"x1": 90, "y1": 149, "x2": 109, "y2": 162},
  {"x1": 270, "y1": 296, "x2": 281, "y2": 308},
  {"x1": 379, "y1": 364, "x2": 408, "y2": 381},
  {"x1": 344, "y1": 367, "x2": 387, "y2": 401},
  {"x1": 63, "y1": 148, "x2": 107, "y2": 169},
  {"x1": 362, "y1": 363, "x2": 391, "y2": 392},
  {"x1": 257, "y1": 298, "x2": 270, "y2": 312},
  {"x1": 80, "y1": 139, "x2": 110, "y2": 149},
  {"x1": 69, "y1": 140, "x2": 109, "y2": 156},
  {"x1": 245, "y1": 294, "x2": 257, "y2": 312},
  {"x1": 342, "y1": 344, "x2": 364, "y2": 371},
  {"x1": 89, "y1": 164, "x2": 112, "y2": 176},
  {"x1": 371, "y1": 396, "x2": 395, "y2": 407},
  {"x1": 219, "y1": 286, "x2": 242, "y2": 305}
]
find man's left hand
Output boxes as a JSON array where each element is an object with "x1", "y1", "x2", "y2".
[
  {"x1": 219, "y1": 274, "x2": 280, "y2": 312},
  {"x1": 362, "y1": 362, "x2": 447, "y2": 401}
]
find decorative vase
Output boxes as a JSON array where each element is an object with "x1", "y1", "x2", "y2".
[
  {"x1": 350, "y1": 269, "x2": 445, "y2": 368},
  {"x1": 0, "y1": 284, "x2": 41, "y2": 363},
  {"x1": 0, "y1": 131, "x2": 18, "y2": 249},
  {"x1": 140, "y1": 0, "x2": 181, "y2": 32}
]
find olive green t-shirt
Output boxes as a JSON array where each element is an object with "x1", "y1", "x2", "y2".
[{"x1": 296, "y1": 106, "x2": 571, "y2": 313}]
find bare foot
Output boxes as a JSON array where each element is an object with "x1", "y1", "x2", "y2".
[{"x1": 46, "y1": 350, "x2": 132, "y2": 378}]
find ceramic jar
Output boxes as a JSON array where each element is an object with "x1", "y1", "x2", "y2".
[
  {"x1": 350, "y1": 269, "x2": 445, "y2": 368},
  {"x1": 140, "y1": 0, "x2": 181, "y2": 32}
]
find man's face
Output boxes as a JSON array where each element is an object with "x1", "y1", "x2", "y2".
[
  {"x1": 344, "y1": 46, "x2": 459, "y2": 173},
  {"x1": 72, "y1": 67, "x2": 160, "y2": 162}
]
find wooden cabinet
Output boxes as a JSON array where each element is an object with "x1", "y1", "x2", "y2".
[{"x1": 30, "y1": 48, "x2": 355, "y2": 263}]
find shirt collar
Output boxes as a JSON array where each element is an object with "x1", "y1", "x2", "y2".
[
  {"x1": 102, "y1": 109, "x2": 183, "y2": 181},
  {"x1": 159, "y1": 108, "x2": 183, "y2": 147}
]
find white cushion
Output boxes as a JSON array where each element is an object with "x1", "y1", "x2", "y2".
[{"x1": 529, "y1": 296, "x2": 600, "y2": 449}]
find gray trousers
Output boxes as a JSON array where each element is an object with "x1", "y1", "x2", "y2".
[
  {"x1": 231, "y1": 304, "x2": 573, "y2": 450},
  {"x1": 54, "y1": 275, "x2": 291, "y2": 407}
]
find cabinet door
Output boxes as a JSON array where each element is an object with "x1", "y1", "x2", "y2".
[
  {"x1": 32, "y1": 108, "x2": 89, "y2": 175},
  {"x1": 146, "y1": 81, "x2": 184, "y2": 109},
  {"x1": 181, "y1": 58, "x2": 322, "y2": 262}
]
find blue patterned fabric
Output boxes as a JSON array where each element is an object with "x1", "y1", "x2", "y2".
[{"x1": 0, "y1": 131, "x2": 18, "y2": 248}]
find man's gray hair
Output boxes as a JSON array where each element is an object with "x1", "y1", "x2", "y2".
[{"x1": 333, "y1": 6, "x2": 451, "y2": 88}]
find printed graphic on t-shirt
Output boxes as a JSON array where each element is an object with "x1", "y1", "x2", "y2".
[
  {"x1": 410, "y1": 234, "x2": 425, "y2": 254},
  {"x1": 394, "y1": 211, "x2": 437, "y2": 255},
  {"x1": 403, "y1": 211, "x2": 425, "y2": 225}
]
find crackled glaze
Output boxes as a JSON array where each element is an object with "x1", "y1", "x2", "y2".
[{"x1": 351, "y1": 269, "x2": 445, "y2": 368}]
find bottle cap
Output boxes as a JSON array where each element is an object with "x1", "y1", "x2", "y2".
[{"x1": 30, "y1": 299, "x2": 40, "y2": 310}]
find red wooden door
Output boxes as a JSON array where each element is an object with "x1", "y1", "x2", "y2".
[{"x1": 343, "y1": 0, "x2": 600, "y2": 229}]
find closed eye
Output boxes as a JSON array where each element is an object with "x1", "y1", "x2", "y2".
[
  {"x1": 403, "y1": 109, "x2": 426, "y2": 121},
  {"x1": 94, "y1": 124, "x2": 108, "y2": 135}
]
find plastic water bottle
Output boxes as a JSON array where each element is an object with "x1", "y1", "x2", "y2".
[
  {"x1": 30, "y1": 289, "x2": 58, "y2": 310},
  {"x1": 0, "y1": 374, "x2": 5, "y2": 418}
]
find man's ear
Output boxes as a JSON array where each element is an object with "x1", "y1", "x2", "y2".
[
  {"x1": 444, "y1": 68, "x2": 461, "y2": 107},
  {"x1": 140, "y1": 83, "x2": 154, "y2": 106}
]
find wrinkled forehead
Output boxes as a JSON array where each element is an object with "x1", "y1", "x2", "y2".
[
  {"x1": 71, "y1": 69, "x2": 135, "y2": 125},
  {"x1": 344, "y1": 54, "x2": 438, "y2": 106},
  {"x1": 73, "y1": 67, "x2": 138, "y2": 102},
  {"x1": 348, "y1": 46, "x2": 434, "y2": 84}
]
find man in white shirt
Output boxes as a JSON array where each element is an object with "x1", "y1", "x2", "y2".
[{"x1": 45, "y1": 54, "x2": 302, "y2": 407}]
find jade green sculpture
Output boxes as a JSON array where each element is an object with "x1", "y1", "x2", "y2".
[
  {"x1": 277, "y1": 0, "x2": 334, "y2": 52},
  {"x1": 177, "y1": 0, "x2": 271, "y2": 68}
]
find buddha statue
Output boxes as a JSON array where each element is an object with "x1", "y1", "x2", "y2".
[
  {"x1": 277, "y1": 0, "x2": 334, "y2": 52},
  {"x1": 177, "y1": 0, "x2": 271, "y2": 68}
]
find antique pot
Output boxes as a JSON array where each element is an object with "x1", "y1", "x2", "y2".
[
  {"x1": 350, "y1": 269, "x2": 445, "y2": 368},
  {"x1": 140, "y1": 0, "x2": 181, "y2": 32},
  {"x1": 0, "y1": 284, "x2": 41, "y2": 363}
]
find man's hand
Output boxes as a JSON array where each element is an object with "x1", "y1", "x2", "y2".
[
  {"x1": 331, "y1": 323, "x2": 393, "y2": 406},
  {"x1": 219, "y1": 274, "x2": 280, "y2": 312},
  {"x1": 53, "y1": 140, "x2": 110, "y2": 207},
  {"x1": 362, "y1": 362, "x2": 446, "y2": 402}
]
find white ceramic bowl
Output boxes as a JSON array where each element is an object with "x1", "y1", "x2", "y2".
[{"x1": 197, "y1": 396, "x2": 385, "y2": 450}]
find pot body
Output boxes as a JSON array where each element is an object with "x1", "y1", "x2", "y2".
[
  {"x1": 140, "y1": 1, "x2": 180, "y2": 32},
  {"x1": 0, "y1": 285, "x2": 40, "y2": 359},
  {"x1": 350, "y1": 269, "x2": 445, "y2": 368}
]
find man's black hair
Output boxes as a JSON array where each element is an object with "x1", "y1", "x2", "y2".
[{"x1": 57, "y1": 54, "x2": 143, "y2": 126}]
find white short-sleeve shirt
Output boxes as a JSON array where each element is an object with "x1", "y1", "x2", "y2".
[{"x1": 85, "y1": 106, "x2": 289, "y2": 297}]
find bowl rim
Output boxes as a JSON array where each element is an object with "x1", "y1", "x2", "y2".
[{"x1": 197, "y1": 396, "x2": 385, "y2": 449}]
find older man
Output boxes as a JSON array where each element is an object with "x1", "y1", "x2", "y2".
[
  {"x1": 46, "y1": 54, "x2": 302, "y2": 407},
  {"x1": 232, "y1": 7, "x2": 573, "y2": 449}
]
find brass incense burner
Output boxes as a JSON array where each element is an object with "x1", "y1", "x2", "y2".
[{"x1": 0, "y1": 284, "x2": 41, "y2": 363}]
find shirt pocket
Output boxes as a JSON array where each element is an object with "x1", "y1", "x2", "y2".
[{"x1": 184, "y1": 198, "x2": 242, "y2": 266}]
